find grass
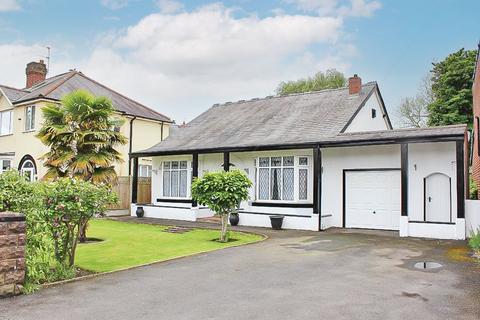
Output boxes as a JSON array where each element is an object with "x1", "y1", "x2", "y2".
[{"x1": 75, "y1": 219, "x2": 264, "y2": 273}]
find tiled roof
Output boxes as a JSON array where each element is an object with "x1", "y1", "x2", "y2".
[
  {"x1": 0, "y1": 85, "x2": 29, "y2": 102},
  {"x1": 139, "y1": 83, "x2": 384, "y2": 154},
  {"x1": 0, "y1": 71, "x2": 171, "y2": 122}
]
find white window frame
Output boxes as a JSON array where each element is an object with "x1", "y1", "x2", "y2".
[
  {"x1": 255, "y1": 155, "x2": 312, "y2": 203},
  {"x1": 0, "y1": 159, "x2": 12, "y2": 174},
  {"x1": 138, "y1": 164, "x2": 152, "y2": 177},
  {"x1": 20, "y1": 159, "x2": 36, "y2": 182},
  {"x1": 0, "y1": 109, "x2": 13, "y2": 136},
  {"x1": 25, "y1": 105, "x2": 35, "y2": 132},
  {"x1": 160, "y1": 160, "x2": 191, "y2": 199}
]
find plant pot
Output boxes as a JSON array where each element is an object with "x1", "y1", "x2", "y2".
[
  {"x1": 136, "y1": 206, "x2": 144, "y2": 218},
  {"x1": 269, "y1": 215, "x2": 284, "y2": 230},
  {"x1": 229, "y1": 213, "x2": 239, "y2": 226}
]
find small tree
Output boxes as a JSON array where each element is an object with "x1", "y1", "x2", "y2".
[
  {"x1": 40, "y1": 178, "x2": 117, "y2": 266},
  {"x1": 191, "y1": 170, "x2": 252, "y2": 242}
]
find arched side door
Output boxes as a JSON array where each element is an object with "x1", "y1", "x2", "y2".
[{"x1": 424, "y1": 172, "x2": 451, "y2": 223}]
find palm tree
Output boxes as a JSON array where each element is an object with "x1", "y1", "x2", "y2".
[
  {"x1": 37, "y1": 90, "x2": 127, "y2": 184},
  {"x1": 37, "y1": 90, "x2": 128, "y2": 243}
]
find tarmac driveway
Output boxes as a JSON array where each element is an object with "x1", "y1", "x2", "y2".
[{"x1": 1, "y1": 227, "x2": 479, "y2": 320}]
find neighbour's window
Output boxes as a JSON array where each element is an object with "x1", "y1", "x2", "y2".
[
  {"x1": 138, "y1": 165, "x2": 152, "y2": 177},
  {"x1": 162, "y1": 161, "x2": 188, "y2": 198},
  {"x1": 0, "y1": 159, "x2": 11, "y2": 173},
  {"x1": 0, "y1": 110, "x2": 12, "y2": 135},
  {"x1": 257, "y1": 156, "x2": 310, "y2": 202},
  {"x1": 25, "y1": 105, "x2": 35, "y2": 131}
]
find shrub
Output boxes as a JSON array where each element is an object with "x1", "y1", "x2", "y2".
[
  {"x1": 0, "y1": 171, "x2": 53, "y2": 286},
  {"x1": 469, "y1": 230, "x2": 480, "y2": 257},
  {"x1": 469, "y1": 176, "x2": 478, "y2": 199},
  {"x1": 39, "y1": 178, "x2": 117, "y2": 266},
  {"x1": 191, "y1": 170, "x2": 252, "y2": 242}
]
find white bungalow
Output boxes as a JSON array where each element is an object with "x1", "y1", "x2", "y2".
[{"x1": 130, "y1": 75, "x2": 473, "y2": 240}]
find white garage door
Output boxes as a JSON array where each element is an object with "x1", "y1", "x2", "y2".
[{"x1": 345, "y1": 170, "x2": 401, "y2": 230}]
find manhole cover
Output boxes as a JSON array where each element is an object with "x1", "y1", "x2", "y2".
[{"x1": 414, "y1": 261, "x2": 442, "y2": 270}]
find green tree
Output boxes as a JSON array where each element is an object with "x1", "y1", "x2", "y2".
[
  {"x1": 427, "y1": 48, "x2": 477, "y2": 127},
  {"x1": 37, "y1": 90, "x2": 128, "y2": 184},
  {"x1": 191, "y1": 170, "x2": 252, "y2": 242},
  {"x1": 276, "y1": 69, "x2": 346, "y2": 95}
]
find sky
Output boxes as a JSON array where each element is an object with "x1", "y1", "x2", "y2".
[{"x1": 0, "y1": 0, "x2": 478, "y2": 125}]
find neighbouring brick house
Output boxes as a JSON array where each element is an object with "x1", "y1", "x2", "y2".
[{"x1": 471, "y1": 44, "x2": 480, "y2": 198}]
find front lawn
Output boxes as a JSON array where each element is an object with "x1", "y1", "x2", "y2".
[{"x1": 75, "y1": 219, "x2": 263, "y2": 273}]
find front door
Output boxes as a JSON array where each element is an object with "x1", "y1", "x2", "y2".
[{"x1": 425, "y1": 173, "x2": 451, "y2": 223}]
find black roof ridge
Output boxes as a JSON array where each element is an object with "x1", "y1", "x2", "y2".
[{"x1": 212, "y1": 81, "x2": 377, "y2": 107}]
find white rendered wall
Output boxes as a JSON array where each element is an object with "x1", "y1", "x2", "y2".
[
  {"x1": 321, "y1": 145, "x2": 401, "y2": 228},
  {"x1": 343, "y1": 91, "x2": 390, "y2": 133},
  {"x1": 407, "y1": 142, "x2": 457, "y2": 222},
  {"x1": 466, "y1": 200, "x2": 480, "y2": 237}
]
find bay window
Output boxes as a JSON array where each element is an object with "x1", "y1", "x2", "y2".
[
  {"x1": 0, "y1": 110, "x2": 12, "y2": 136},
  {"x1": 256, "y1": 155, "x2": 311, "y2": 202},
  {"x1": 162, "y1": 160, "x2": 189, "y2": 198}
]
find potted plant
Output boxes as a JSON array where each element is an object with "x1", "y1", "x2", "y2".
[
  {"x1": 269, "y1": 215, "x2": 284, "y2": 230},
  {"x1": 229, "y1": 210, "x2": 240, "y2": 226},
  {"x1": 136, "y1": 206, "x2": 145, "y2": 218}
]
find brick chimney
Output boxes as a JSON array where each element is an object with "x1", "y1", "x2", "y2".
[
  {"x1": 348, "y1": 74, "x2": 362, "y2": 95},
  {"x1": 25, "y1": 60, "x2": 47, "y2": 88}
]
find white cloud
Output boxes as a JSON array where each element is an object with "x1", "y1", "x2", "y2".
[
  {"x1": 101, "y1": 0, "x2": 129, "y2": 10},
  {"x1": 78, "y1": 4, "x2": 348, "y2": 121},
  {"x1": 0, "y1": 43, "x2": 73, "y2": 88},
  {"x1": 0, "y1": 0, "x2": 20, "y2": 12},
  {"x1": 285, "y1": 0, "x2": 381, "y2": 17},
  {"x1": 0, "y1": 3, "x2": 368, "y2": 122},
  {"x1": 155, "y1": 0, "x2": 184, "y2": 14}
]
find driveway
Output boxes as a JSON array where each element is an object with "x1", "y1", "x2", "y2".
[{"x1": 1, "y1": 226, "x2": 479, "y2": 320}]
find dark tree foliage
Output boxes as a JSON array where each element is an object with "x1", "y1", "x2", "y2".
[{"x1": 428, "y1": 48, "x2": 477, "y2": 127}]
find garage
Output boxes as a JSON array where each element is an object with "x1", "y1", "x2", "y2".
[{"x1": 344, "y1": 170, "x2": 401, "y2": 230}]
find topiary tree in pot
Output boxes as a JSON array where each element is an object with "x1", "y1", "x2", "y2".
[{"x1": 191, "y1": 170, "x2": 252, "y2": 242}]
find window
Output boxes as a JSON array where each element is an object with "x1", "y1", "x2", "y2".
[
  {"x1": 0, "y1": 159, "x2": 11, "y2": 173},
  {"x1": 20, "y1": 159, "x2": 36, "y2": 182},
  {"x1": 162, "y1": 161, "x2": 188, "y2": 198},
  {"x1": 138, "y1": 165, "x2": 152, "y2": 177},
  {"x1": 0, "y1": 110, "x2": 12, "y2": 135},
  {"x1": 25, "y1": 106, "x2": 35, "y2": 131},
  {"x1": 257, "y1": 156, "x2": 310, "y2": 202},
  {"x1": 371, "y1": 108, "x2": 377, "y2": 118}
]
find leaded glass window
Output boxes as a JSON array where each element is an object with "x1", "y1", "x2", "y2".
[
  {"x1": 162, "y1": 161, "x2": 188, "y2": 198},
  {"x1": 256, "y1": 156, "x2": 306, "y2": 201}
]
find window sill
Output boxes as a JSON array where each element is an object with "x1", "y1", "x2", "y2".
[
  {"x1": 251, "y1": 202, "x2": 313, "y2": 208},
  {"x1": 23, "y1": 129, "x2": 36, "y2": 133},
  {"x1": 0, "y1": 133, "x2": 13, "y2": 137},
  {"x1": 156, "y1": 198, "x2": 192, "y2": 203}
]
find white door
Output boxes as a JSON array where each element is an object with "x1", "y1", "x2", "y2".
[
  {"x1": 345, "y1": 170, "x2": 401, "y2": 230},
  {"x1": 425, "y1": 173, "x2": 451, "y2": 223}
]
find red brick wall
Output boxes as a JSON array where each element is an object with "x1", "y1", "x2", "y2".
[
  {"x1": 471, "y1": 56, "x2": 480, "y2": 198},
  {"x1": 0, "y1": 212, "x2": 25, "y2": 297}
]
